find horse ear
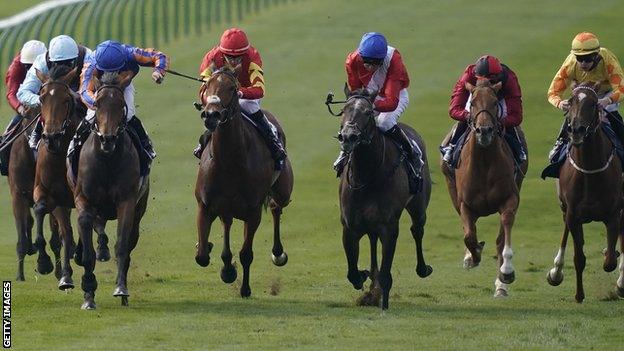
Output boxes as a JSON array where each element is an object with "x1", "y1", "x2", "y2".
[
  {"x1": 35, "y1": 69, "x2": 48, "y2": 83},
  {"x1": 343, "y1": 82, "x2": 351, "y2": 98},
  {"x1": 492, "y1": 81, "x2": 503, "y2": 92},
  {"x1": 60, "y1": 66, "x2": 79, "y2": 84},
  {"x1": 465, "y1": 82, "x2": 475, "y2": 93}
]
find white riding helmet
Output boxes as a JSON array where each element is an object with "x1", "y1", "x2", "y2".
[
  {"x1": 48, "y1": 35, "x2": 79, "y2": 62},
  {"x1": 20, "y1": 40, "x2": 47, "y2": 64}
]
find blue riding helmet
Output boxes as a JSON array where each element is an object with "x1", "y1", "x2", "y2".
[
  {"x1": 358, "y1": 32, "x2": 388, "y2": 60},
  {"x1": 95, "y1": 40, "x2": 127, "y2": 72}
]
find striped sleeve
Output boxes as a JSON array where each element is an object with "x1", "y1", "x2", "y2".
[
  {"x1": 547, "y1": 54, "x2": 575, "y2": 108},
  {"x1": 603, "y1": 49, "x2": 624, "y2": 103},
  {"x1": 130, "y1": 46, "x2": 169, "y2": 74},
  {"x1": 79, "y1": 53, "x2": 98, "y2": 110}
]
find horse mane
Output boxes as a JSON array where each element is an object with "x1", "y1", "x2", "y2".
[
  {"x1": 475, "y1": 78, "x2": 492, "y2": 88},
  {"x1": 100, "y1": 71, "x2": 120, "y2": 86},
  {"x1": 49, "y1": 65, "x2": 72, "y2": 80}
]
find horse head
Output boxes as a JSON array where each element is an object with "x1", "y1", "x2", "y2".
[
  {"x1": 338, "y1": 86, "x2": 378, "y2": 153},
  {"x1": 566, "y1": 82, "x2": 600, "y2": 146},
  {"x1": 465, "y1": 79, "x2": 503, "y2": 147},
  {"x1": 92, "y1": 71, "x2": 132, "y2": 154},
  {"x1": 198, "y1": 66, "x2": 240, "y2": 132},
  {"x1": 36, "y1": 66, "x2": 80, "y2": 153}
]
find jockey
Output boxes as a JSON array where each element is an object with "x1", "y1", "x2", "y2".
[
  {"x1": 443, "y1": 55, "x2": 525, "y2": 166},
  {"x1": 75, "y1": 40, "x2": 169, "y2": 162},
  {"x1": 0, "y1": 40, "x2": 46, "y2": 175},
  {"x1": 334, "y1": 32, "x2": 423, "y2": 192},
  {"x1": 195, "y1": 27, "x2": 286, "y2": 170},
  {"x1": 544, "y1": 32, "x2": 624, "y2": 177},
  {"x1": 16, "y1": 35, "x2": 90, "y2": 150}
]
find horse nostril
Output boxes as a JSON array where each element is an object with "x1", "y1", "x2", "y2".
[{"x1": 337, "y1": 134, "x2": 344, "y2": 142}]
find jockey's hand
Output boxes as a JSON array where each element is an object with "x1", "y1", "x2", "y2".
[
  {"x1": 237, "y1": 91, "x2": 244, "y2": 98},
  {"x1": 152, "y1": 70, "x2": 164, "y2": 84},
  {"x1": 558, "y1": 100, "x2": 571, "y2": 111},
  {"x1": 17, "y1": 105, "x2": 26, "y2": 116},
  {"x1": 598, "y1": 97, "x2": 612, "y2": 109}
]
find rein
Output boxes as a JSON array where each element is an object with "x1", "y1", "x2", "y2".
[{"x1": 0, "y1": 114, "x2": 39, "y2": 153}]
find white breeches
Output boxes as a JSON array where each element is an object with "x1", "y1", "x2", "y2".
[
  {"x1": 85, "y1": 83, "x2": 136, "y2": 123},
  {"x1": 374, "y1": 88, "x2": 409, "y2": 132},
  {"x1": 240, "y1": 98, "x2": 261, "y2": 115}
]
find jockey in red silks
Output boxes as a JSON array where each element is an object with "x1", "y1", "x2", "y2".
[
  {"x1": 443, "y1": 55, "x2": 526, "y2": 166},
  {"x1": 334, "y1": 32, "x2": 423, "y2": 191},
  {"x1": 0, "y1": 40, "x2": 46, "y2": 175},
  {"x1": 194, "y1": 27, "x2": 286, "y2": 170}
]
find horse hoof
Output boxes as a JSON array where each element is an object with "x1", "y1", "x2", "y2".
[
  {"x1": 26, "y1": 244, "x2": 37, "y2": 256},
  {"x1": 195, "y1": 253, "x2": 210, "y2": 267},
  {"x1": 37, "y1": 256, "x2": 54, "y2": 275},
  {"x1": 499, "y1": 271, "x2": 515, "y2": 284},
  {"x1": 96, "y1": 247, "x2": 111, "y2": 262},
  {"x1": 113, "y1": 286, "x2": 129, "y2": 297},
  {"x1": 58, "y1": 276, "x2": 74, "y2": 291},
  {"x1": 575, "y1": 294, "x2": 584, "y2": 303},
  {"x1": 220, "y1": 265, "x2": 237, "y2": 284},
  {"x1": 240, "y1": 285, "x2": 251, "y2": 298},
  {"x1": 463, "y1": 256, "x2": 478, "y2": 270},
  {"x1": 416, "y1": 265, "x2": 433, "y2": 278},
  {"x1": 271, "y1": 252, "x2": 288, "y2": 267},
  {"x1": 348, "y1": 270, "x2": 369, "y2": 290},
  {"x1": 121, "y1": 296, "x2": 129, "y2": 306},
  {"x1": 546, "y1": 269, "x2": 563, "y2": 286},
  {"x1": 15, "y1": 274, "x2": 25, "y2": 282},
  {"x1": 616, "y1": 285, "x2": 624, "y2": 299},
  {"x1": 81, "y1": 301, "x2": 96, "y2": 310},
  {"x1": 494, "y1": 288, "x2": 508, "y2": 298}
]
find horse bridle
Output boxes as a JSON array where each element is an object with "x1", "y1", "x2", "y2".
[
  {"x1": 468, "y1": 87, "x2": 503, "y2": 135},
  {"x1": 92, "y1": 84, "x2": 129, "y2": 144},
  {"x1": 40, "y1": 81, "x2": 76, "y2": 143},
  {"x1": 566, "y1": 86, "x2": 600, "y2": 142},
  {"x1": 200, "y1": 69, "x2": 240, "y2": 127},
  {"x1": 336, "y1": 95, "x2": 377, "y2": 147}
]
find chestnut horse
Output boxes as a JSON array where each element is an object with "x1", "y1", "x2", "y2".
[
  {"x1": 337, "y1": 88, "x2": 432, "y2": 310},
  {"x1": 545, "y1": 83, "x2": 624, "y2": 302},
  {"x1": 5, "y1": 107, "x2": 59, "y2": 281},
  {"x1": 32, "y1": 67, "x2": 110, "y2": 291},
  {"x1": 70, "y1": 71, "x2": 149, "y2": 309},
  {"x1": 195, "y1": 67, "x2": 293, "y2": 298},
  {"x1": 441, "y1": 78, "x2": 528, "y2": 297}
]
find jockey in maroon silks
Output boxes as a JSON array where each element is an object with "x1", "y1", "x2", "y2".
[{"x1": 443, "y1": 55, "x2": 526, "y2": 166}]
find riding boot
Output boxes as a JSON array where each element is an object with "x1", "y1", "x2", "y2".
[
  {"x1": 28, "y1": 118, "x2": 43, "y2": 151},
  {"x1": 127, "y1": 116, "x2": 156, "y2": 160},
  {"x1": 605, "y1": 111, "x2": 624, "y2": 147},
  {"x1": 249, "y1": 110, "x2": 287, "y2": 170},
  {"x1": 193, "y1": 131, "x2": 212, "y2": 159},
  {"x1": 441, "y1": 121, "x2": 468, "y2": 164},
  {"x1": 548, "y1": 119, "x2": 569, "y2": 163},
  {"x1": 384, "y1": 125, "x2": 423, "y2": 194},
  {"x1": 503, "y1": 127, "x2": 527, "y2": 165},
  {"x1": 333, "y1": 150, "x2": 349, "y2": 177}
]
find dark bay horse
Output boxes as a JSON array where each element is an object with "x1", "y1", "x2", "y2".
[
  {"x1": 70, "y1": 71, "x2": 149, "y2": 309},
  {"x1": 195, "y1": 67, "x2": 294, "y2": 298},
  {"x1": 6, "y1": 106, "x2": 59, "y2": 281},
  {"x1": 441, "y1": 79, "x2": 528, "y2": 297},
  {"x1": 545, "y1": 83, "x2": 624, "y2": 302},
  {"x1": 337, "y1": 87, "x2": 432, "y2": 310}
]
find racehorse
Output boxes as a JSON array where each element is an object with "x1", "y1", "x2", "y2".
[
  {"x1": 70, "y1": 71, "x2": 148, "y2": 309},
  {"x1": 441, "y1": 78, "x2": 528, "y2": 297},
  {"x1": 336, "y1": 87, "x2": 432, "y2": 310},
  {"x1": 545, "y1": 83, "x2": 624, "y2": 302},
  {"x1": 194, "y1": 67, "x2": 294, "y2": 298}
]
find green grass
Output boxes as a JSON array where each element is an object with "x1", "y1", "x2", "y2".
[
  {"x1": 0, "y1": 1, "x2": 44, "y2": 19},
  {"x1": 2, "y1": 0, "x2": 624, "y2": 349}
]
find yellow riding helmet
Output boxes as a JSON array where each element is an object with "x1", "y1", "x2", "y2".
[{"x1": 570, "y1": 32, "x2": 600, "y2": 55}]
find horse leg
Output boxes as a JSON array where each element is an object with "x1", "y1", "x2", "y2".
[
  {"x1": 113, "y1": 198, "x2": 136, "y2": 306},
  {"x1": 568, "y1": 221, "x2": 586, "y2": 303},
  {"x1": 195, "y1": 201, "x2": 215, "y2": 267},
  {"x1": 460, "y1": 203, "x2": 483, "y2": 269},
  {"x1": 220, "y1": 215, "x2": 237, "y2": 284},
  {"x1": 378, "y1": 224, "x2": 399, "y2": 310},
  {"x1": 239, "y1": 209, "x2": 261, "y2": 298},
  {"x1": 52, "y1": 207, "x2": 75, "y2": 290},
  {"x1": 11, "y1": 194, "x2": 33, "y2": 281},
  {"x1": 33, "y1": 199, "x2": 53, "y2": 275},
  {"x1": 342, "y1": 227, "x2": 367, "y2": 290},
  {"x1": 48, "y1": 214, "x2": 62, "y2": 280},
  {"x1": 497, "y1": 198, "x2": 517, "y2": 285},
  {"x1": 603, "y1": 216, "x2": 619, "y2": 272},
  {"x1": 494, "y1": 226, "x2": 508, "y2": 297},
  {"x1": 617, "y1": 229, "x2": 624, "y2": 298},
  {"x1": 94, "y1": 218, "x2": 110, "y2": 262},
  {"x1": 77, "y1": 207, "x2": 97, "y2": 310},
  {"x1": 269, "y1": 201, "x2": 288, "y2": 266},
  {"x1": 408, "y1": 204, "x2": 433, "y2": 278},
  {"x1": 442, "y1": 166, "x2": 461, "y2": 215},
  {"x1": 357, "y1": 233, "x2": 381, "y2": 307}
]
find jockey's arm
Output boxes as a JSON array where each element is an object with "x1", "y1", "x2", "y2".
[
  {"x1": 547, "y1": 54, "x2": 575, "y2": 109},
  {"x1": 5, "y1": 55, "x2": 23, "y2": 113},
  {"x1": 449, "y1": 67, "x2": 471, "y2": 121},
  {"x1": 79, "y1": 55, "x2": 97, "y2": 110},
  {"x1": 603, "y1": 49, "x2": 624, "y2": 104},
  {"x1": 374, "y1": 79, "x2": 401, "y2": 112},
  {"x1": 239, "y1": 61, "x2": 265, "y2": 100},
  {"x1": 16, "y1": 55, "x2": 46, "y2": 108},
  {"x1": 345, "y1": 53, "x2": 363, "y2": 92},
  {"x1": 131, "y1": 46, "x2": 169, "y2": 76},
  {"x1": 502, "y1": 70, "x2": 523, "y2": 128}
]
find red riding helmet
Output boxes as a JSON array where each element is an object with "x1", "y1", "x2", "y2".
[
  {"x1": 219, "y1": 28, "x2": 250, "y2": 56},
  {"x1": 474, "y1": 55, "x2": 503, "y2": 78}
]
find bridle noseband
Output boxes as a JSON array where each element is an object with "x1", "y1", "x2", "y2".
[
  {"x1": 566, "y1": 86, "x2": 600, "y2": 143},
  {"x1": 468, "y1": 86, "x2": 502, "y2": 135},
  {"x1": 337, "y1": 95, "x2": 377, "y2": 147},
  {"x1": 92, "y1": 84, "x2": 129, "y2": 145},
  {"x1": 200, "y1": 69, "x2": 240, "y2": 127}
]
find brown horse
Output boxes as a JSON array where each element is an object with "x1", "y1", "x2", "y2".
[
  {"x1": 441, "y1": 78, "x2": 527, "y2": 297},
  {"x1": 5, "y1": 106, "x2": 59, "y2": 281},
  {"x1": 337, "y1": 87, "x2": 432, "y2": 310},
  {"x1": 194, "y1": 67, "x2": 293, "y2": 298},
  {"x1": 70, "y1": 71, "x2": 148, "y2": 309},
  {"x1": 545, "y1": 83, "x2": 624, "y2": 302}
]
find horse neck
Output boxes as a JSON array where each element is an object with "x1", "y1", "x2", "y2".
[
  {"x1": 211, "y1": 108, "x2": 247, "y2": 164},
  {"x1": 349, "y1": 129, "x2": 385, "y2": 183},
  {"x1": 569, "y1": 127, "x2": 612, "y2": 169},
  {"x1": 464, "y1": 131, "x2": 506, "y2": 170}
]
